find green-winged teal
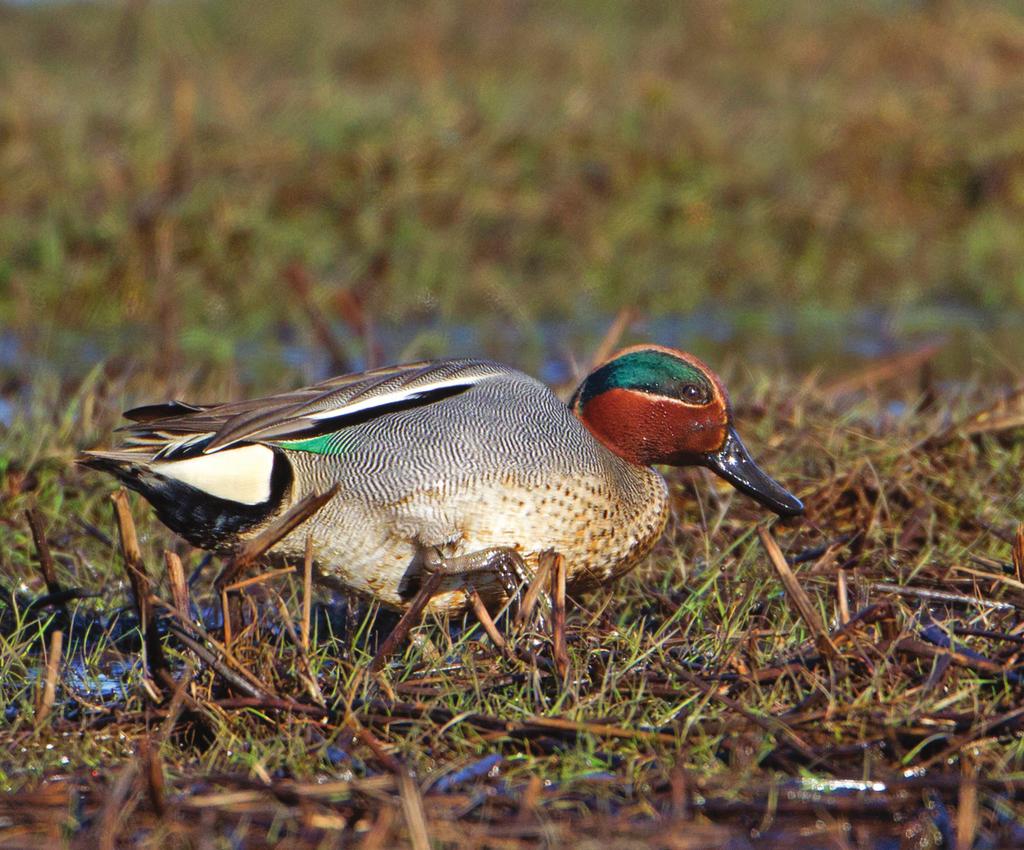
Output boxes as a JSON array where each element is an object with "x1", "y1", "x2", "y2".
[{"x1": 81, "y1": 345, "x2": 803, "y2": 613}]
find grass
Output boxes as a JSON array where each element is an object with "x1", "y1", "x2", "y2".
[{"x1": 1, "y1": 341, "x2": 1024, "y2": 847}]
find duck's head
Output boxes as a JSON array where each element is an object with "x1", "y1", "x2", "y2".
[{"x1": 570, "y1": 344, "x2": 804, "y2": 517}]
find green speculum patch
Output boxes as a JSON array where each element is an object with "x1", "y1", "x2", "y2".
[
  {"x1": 277, "y1": 433, "x2": 347, "y2": 454},
  {"x1": 579, "y1": 351, "x2": 710, "y2": 405}
]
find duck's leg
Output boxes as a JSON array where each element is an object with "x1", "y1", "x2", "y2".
[
  {"x1": 422, "y1": 546, "x2": 529, "y2": 602},
  {"x1": 368, "y1": 547, "x2": 526, "y2": 677}
]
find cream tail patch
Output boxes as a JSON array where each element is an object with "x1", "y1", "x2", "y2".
[{"x1": 152, "y1": 443, "x2": 275, "y2": 505}]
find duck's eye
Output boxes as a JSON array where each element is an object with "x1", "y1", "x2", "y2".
[{"x1": 681, "y1": 383, "x2": 709, "y2": 404}]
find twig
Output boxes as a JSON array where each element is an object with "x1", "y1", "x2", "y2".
[
  {"x1": 138, "y1": 736, "x2": 166, "y2": 817},
  {"x1": 787, "y1": 533, "x2": 857, "y2": 565},
  {"x1": 369, "y1": 570, "x2": 445, "y2": 674},
  {"x1": 398, "y1": 771, "x2": 430, "y2": 850},
  {"x1": 758, "y1": 526, "x2": 840, "y2": 661},
  {"x1": 24, "y1": 588, "x2": 99, "y2": 614},
  {"x1": 272, "y1": 591, "x2": 325, "y2": 707},
  {"x1": 73, "y1": 515, "x2": 114, "y2": 549},
  {"x1": 669, "y1": 765, "x2": 691, "y2": 820},
  {"x1": 672, "y1": 665, "x2": 820, "y2": 764},
  {"x1": 837, "y1": 568, "x2": 850, "y2": 626},
  {"x1": 302, "y1": 533, "x2": 314, "y2": 653},
  {"x1": 917, "y1": 706, "x2": 1024, "y2": 771},
  {"x1": 957, "y1": 754, "x2": 978, "y2": 850},
  {"x1": 895, "y1": 637, "x2": 1017, "y2": 683},
  {"x1": 221, "y1": 585, "x2": 233, "y2": 655},
  {"x1": 820, "y1": 341, "x2": 944, "y2": 400},
  {"x1": 514, "y1": 553, "x2": 553, "y2": 629},
  {"x1": 953, "y1": 626, "x2": 1024, "y2": 646},
  {"x1": 214, "y1": 696, "x2": 326, "y2": 716},
  {"x1": 517, "y1": 774, "x2": 543, "y2": 824},
  {"x1": 871, "y1": 583, "x2": 1017, "y2": 612},
  {"x1": 351, "y1": 696, "x2": 677, "y2": 743},
  {"x1": 548, "y1": 552, "x2": 569, "y2": 679},
  {"x1": 353, "y1": 723, "x2": 405, "y2": 775},
  {"x1": 164, "y1": 550, "x2": 190, "y2": 622},
  {"x1": 283, "y1": 262, "x2": 351, "y2": 375},
  {"x1": 96, "y1": 760, "x2": 140, "y2": 850},
  {"x1": 584, "y1": 307, "x2": 638, "y2": 375},
  {"x1": 157, "y1": 666, "x2": 195, "y2": 741},
  {"x1": 512, "y1": 714, "x2": 675, "y2": 743},
  {"x1": 26, "y1": 508, "x2": 61, "y2": 595},
  {"x1": 188, "y1": 553, "x2": 213, "y2": 587},
  {"x1": 918, "y1": 382, "x2": 1024, "y2": 450},
  {"x1": 111, "y1": 489, "x2": 168, "y2": 683},
  {"x1": 215, "y1": 486, "x2": 333, "y2": 654},
  {"x1": 153, "y1": 596, "x2": 275, "y2": 696},
  {"x1": 722, "y1": 602, "x2": 897, "y2": 687},
  {"x1": 468, "y1": 588, "x2": 507, "y2": 650},
  {"x1": 216, "y1": 485, "x2": 338, "y2": 591},
  {"x1": 830, "y1": 601, "x2": 898, "y2": 647},
  {"x1": 36, "y1": 629, "x2": 62, "y2": 726},
  {"x1": 1014, "y1": 524, "x2": 1024, "y2": 586},
  {"x1": 359, "y1": 807, "x2": 396, "y2": 850},
  {"x1": 165, "y1": 622, "x2": 272, "y2": 701},
  {"x1": 949, "y1": 563, "x2": 1024, "y2": 592},
  {"x1": 224, "y1": 566, "x2": 296, "y2": 593}
]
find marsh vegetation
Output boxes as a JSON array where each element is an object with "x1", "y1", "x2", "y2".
[{"x1": 2, "y1": 1, "x2": 1024, "y2": 847}]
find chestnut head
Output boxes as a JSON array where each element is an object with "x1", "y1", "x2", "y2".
[{"x1": 570, "y1": 345, "x2": 803, "y2": 517}]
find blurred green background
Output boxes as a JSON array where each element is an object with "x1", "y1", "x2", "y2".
[{"x1": 2, "y1": 0, "x2": 1024, "y2": 386}]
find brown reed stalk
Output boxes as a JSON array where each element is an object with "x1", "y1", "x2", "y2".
[
  {"x1": 758, "y1": 526, "x2": 840, "y2": 661},
  {"x1": 514, "y1": 554, "x2": 554, "y2": 629},
  {"x1": 369, "y1": 570, "x2": 445, "y2": 674},
  {"x1": 398, "y1": 770, "x2": 430, "y2": 850},
  {"x1": 549, "y1": 552, "x2": 569, "y2": 678},
  {"x1": 1013, "y1": 524, "x2": 1024, "y2": 585},
  {"x1": 26, "y1": 507, "x2": 61, "y2": 595},
  {"x1": 468, "y1": 588, "x2": 507, "y2": 650},
  {"x1": 111, "y1": 490, "x2": 168, "y2": 682},
  {"x1": 164, "y1": 550, "x2": 190, "y2": 623},
  {"x1": 35, "y1": 629, "x2": 62, "y2": 726},
  {"x1": 302, "y1": 533, "x2": 314, "y2": 653}
]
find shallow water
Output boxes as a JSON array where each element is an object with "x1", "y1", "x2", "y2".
[{"x1": 9, "y1": 300, "x2": 1021, "y2": 394}]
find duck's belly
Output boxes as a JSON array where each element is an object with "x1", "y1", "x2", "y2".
[{"x1": 269, "y1": 471, "x2": 669, "y2": 614}]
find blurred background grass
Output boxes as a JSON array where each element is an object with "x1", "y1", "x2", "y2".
[{"x1": 2, "y1": 0, "x2": 1024, "y2": 385}]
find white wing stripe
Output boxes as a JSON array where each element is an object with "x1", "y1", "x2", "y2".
[{"x1": 305, "y1": 376, "x2": 483, "y2": 421}]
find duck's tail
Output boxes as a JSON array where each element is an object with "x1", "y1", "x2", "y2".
[
  {"x1": 78, "y1": 446, "x2": 150, "y2": 470},
  {"x1": 77, "y1": 443, "x2": 294, "y2": 550}
]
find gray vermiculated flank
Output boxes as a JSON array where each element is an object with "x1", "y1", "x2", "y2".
[{"x1": 284, "y1": 362, "x2": 649, "y2": 505}]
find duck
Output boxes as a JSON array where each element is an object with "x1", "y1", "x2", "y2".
[{"x1": 80, "y1": 344, "x2": 803, "y2": 614}]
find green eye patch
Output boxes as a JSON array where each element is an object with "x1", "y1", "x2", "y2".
[{"x1": 575, "y1": 350, "x2": 712, "y2": 408}]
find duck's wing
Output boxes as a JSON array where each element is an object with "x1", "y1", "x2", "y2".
[
  {"x1": 122, "y1": 361, "x2": 429, "y2": 424},
  {"x1": 116, "y1": 359, "x2": 513, "y2": 457}
]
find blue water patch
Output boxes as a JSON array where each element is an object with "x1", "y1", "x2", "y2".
[{"x1": 432, "y1": 753, "x2": 503, "y2": 792}]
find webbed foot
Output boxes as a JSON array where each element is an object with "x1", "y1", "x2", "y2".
[{"x1": 421, "y1": 545, "x2": 528, "y2": 598}]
